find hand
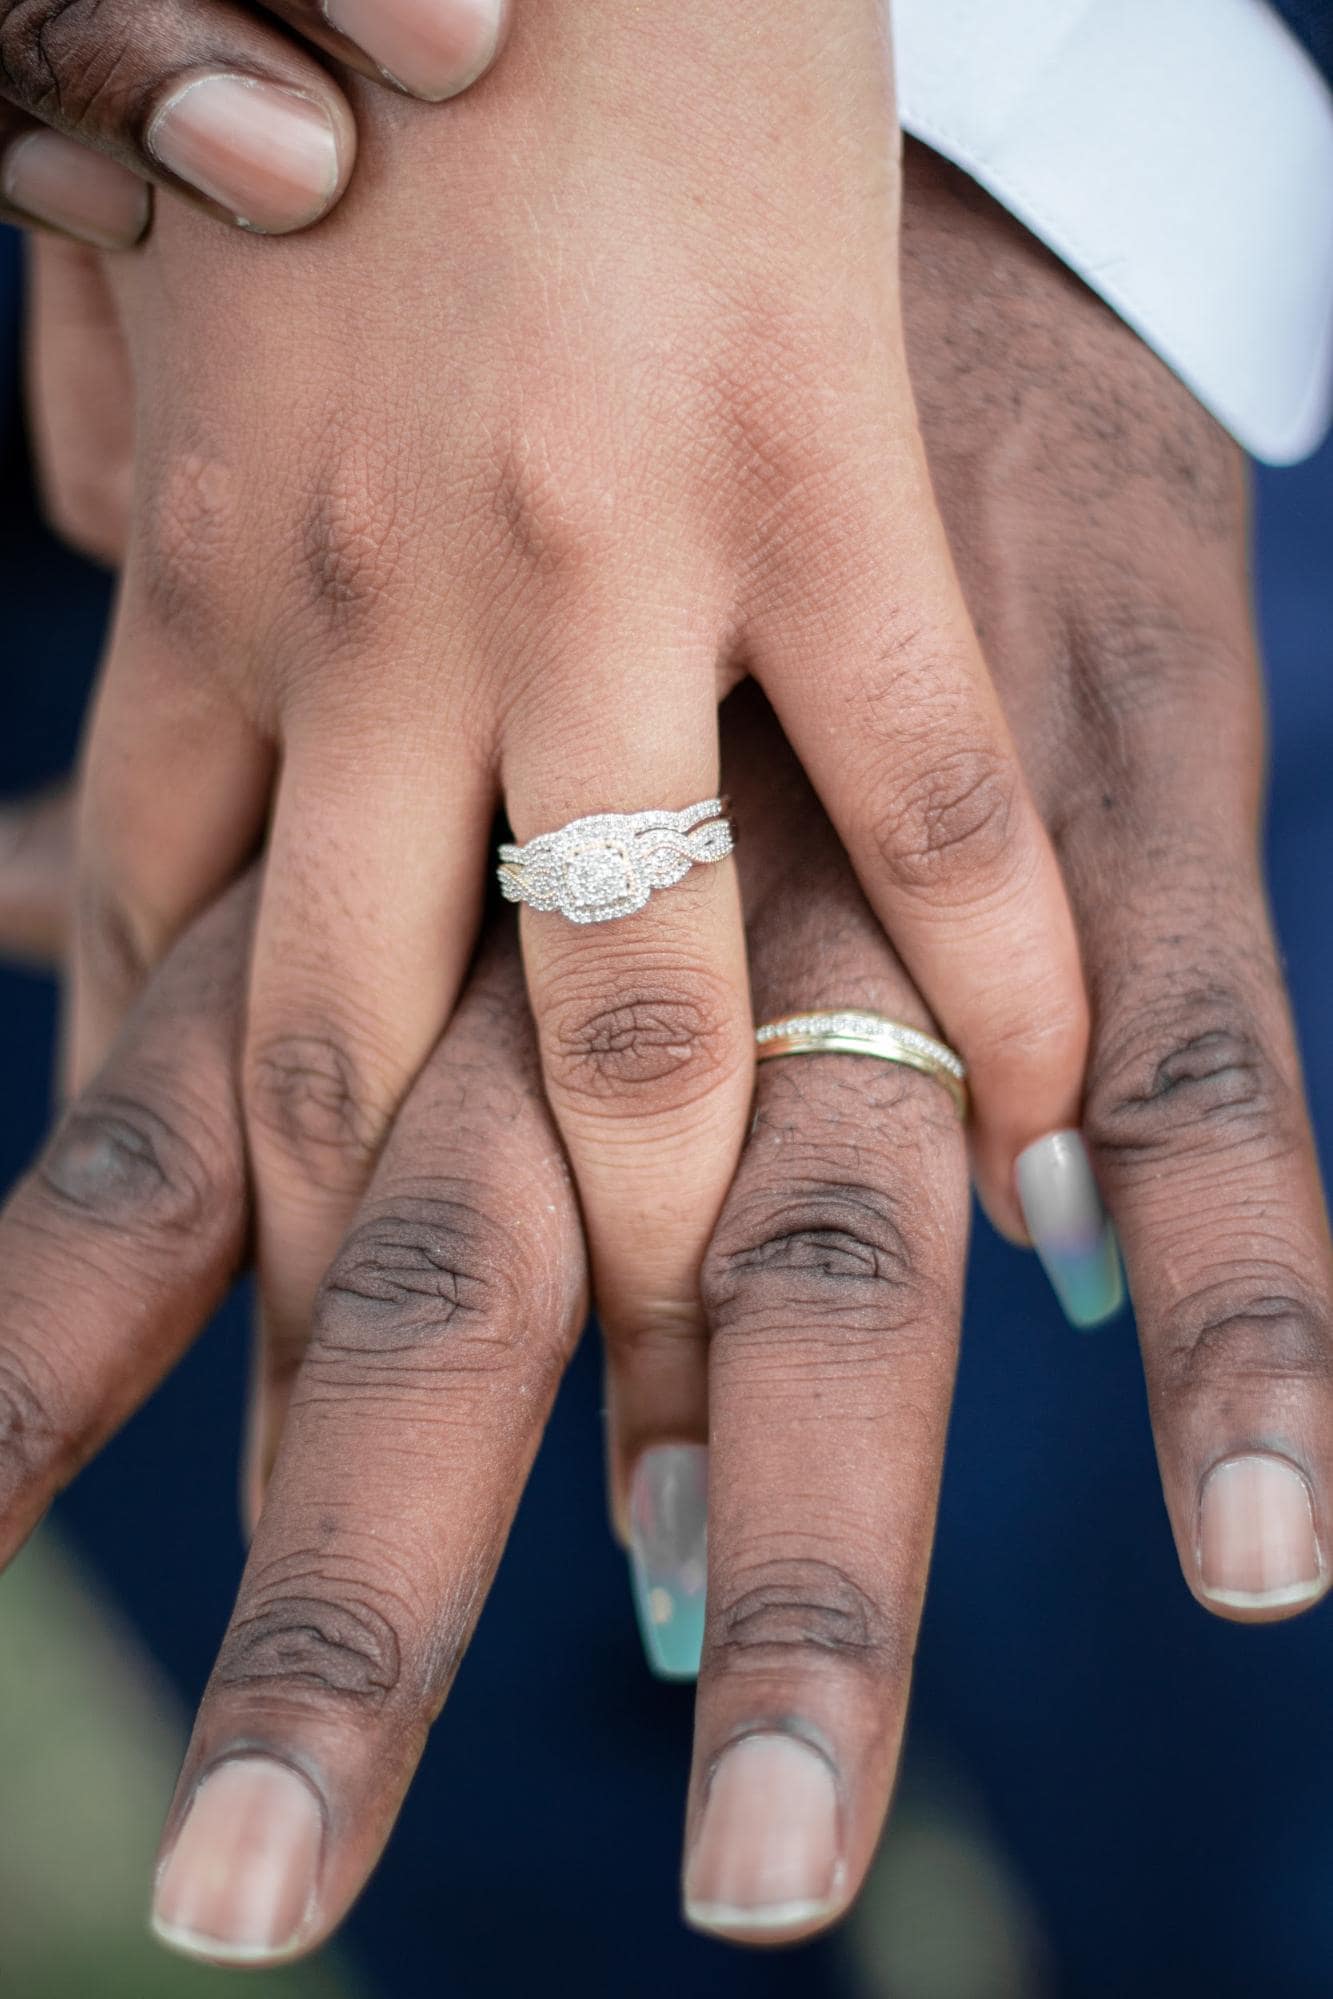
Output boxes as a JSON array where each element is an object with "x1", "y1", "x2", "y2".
[
  {"x1": 72, "y1": 0, "x2": 1089, "y2": 1527},
  {"x1": 902, "y1": 142, "x2": 1333, "y2": 1616},
  {"x1": 5, "y1": 129, "x2": 1329, "y2": 1970},
  {"x1": 0, "y1": 690, "x2": 972, "y2": 1957},
  {"x1": 25, "y1": 108, "x2": 1327, "y2": 1630},
  {"x1": 0, "y1": 0, "x2": 508, "y2": 246}
]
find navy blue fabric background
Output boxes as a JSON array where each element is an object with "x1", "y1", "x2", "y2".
[{"x1": 1274, "y1": 0, "x2": 1333, "y2": 79}]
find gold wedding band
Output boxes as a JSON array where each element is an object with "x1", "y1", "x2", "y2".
[{"x1": 755, "y1": 1011, "x2": 969, "y2": 1120}]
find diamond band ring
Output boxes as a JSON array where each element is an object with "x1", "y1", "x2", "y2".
[
  {"x1": 497, "y1": 800, "x2": 735, "y2": 925},
  {"x1": 755, "y1": 1011, "x2": 969, "y2": 1119}
]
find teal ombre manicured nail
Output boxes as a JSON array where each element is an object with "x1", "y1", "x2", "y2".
[
  {"x1": 1015, "y1": 1130, "x2": 1125, "y2": 1329},
  {"x1": 628, "y1": 1444, "x2": 707, "y2": 1681}
]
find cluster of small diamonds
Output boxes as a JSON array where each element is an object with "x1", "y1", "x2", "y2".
[
  {"x1": 498, "y1": 801, "x2": 734, "y2": 922},
  {"x1": 755, "y1": 1013, "x2": 967, "y2": 1082}
]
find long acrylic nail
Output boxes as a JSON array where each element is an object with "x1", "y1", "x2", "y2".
[
  {"x1": 2, "y1": 131, "x2": 149, "y2": 250},
  {"x1": 324, "y1": 0, "x2": 503, "y2": 100},
  {"x1": 628, "y1": 1444, "x2": 707, "y2": 1681},
  {"x1": 1015, "y1": 1130, "x2": 1124, "y2": 1329},
  {"x1": 685, "y1": 1734, "x2": 843, "y2": 1937},
  {"x1": 152, "y1": 1757, "x2": 324, "y2": 1965},
  {"x1": 147, "y1": 75, "x2": 342, "y2": 233},
  {"x1": 1198, "y1": 1455, "x2": 1325, "y2": 1611}
]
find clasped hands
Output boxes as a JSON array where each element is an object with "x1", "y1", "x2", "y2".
[{"x1": 1, "y1": 0, "x2": 1331, "y2": 1966}]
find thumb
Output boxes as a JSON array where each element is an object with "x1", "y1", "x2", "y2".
[{"x1": 0, "y1": 787, "x2": 75, "y2": 969}]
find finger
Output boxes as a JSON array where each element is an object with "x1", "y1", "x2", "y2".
[
  {"x1": 677, "y1": 691, "x2": 969, "y2": 1940},
  {"x1": 1063, "y1": 612, "x2": 1333, "y2": 1621},
  {"x1": 269, "y1": 0, "x2": 510, "y2": 103},
  {"x1": 503, "y1": 645, "x2": 753, "y2": 1529},
  {"x1": 753, "y1": 425, "x2": 1089, "y2": 1238},
  {"x1": 0, "y1": 785, "x2": 74, "y2": 968},
  {"x1": 1, "y1": 110, "x2": 148, "y2": 249},
  {"x1": 25, "y1": 233, "x2": 135, "y2": 566},
  {"x1": 0, "y1": 1, "x2": 356, "y2": 236},
  {"x1": 240, "y1": 713, "x2": 494, "y2": 1476},
  {"x1": 71, "y1": 599, "x2": 274, "y2": 1088},
  {"x1": 150, "y1": 924, "x2": 588, "y2": 1968},
  {"x1": 0, "y1": 878, "x2": 252, "y2": 1566}
]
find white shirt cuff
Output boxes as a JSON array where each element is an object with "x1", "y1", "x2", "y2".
[{"x1": 893, "y1": 0, "x2": 1333, "y2": 464}]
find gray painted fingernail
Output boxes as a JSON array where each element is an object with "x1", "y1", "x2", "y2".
[
  {"x1": 628, "y1": 1444, "x2": 707, "y2": 1681},
  {"x1": 1016, "y1": 1130, "x2": 1124, "y2": 1329}
]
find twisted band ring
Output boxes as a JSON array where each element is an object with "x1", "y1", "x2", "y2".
[{"x1": 498, "y1": 799, "x2": 735, "y2": 925}]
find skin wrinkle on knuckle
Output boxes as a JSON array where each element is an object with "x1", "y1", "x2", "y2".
[
  {"x1": 38, "y1": 1089, "x2": 229, "y2": 1237},
  {"x1": 1152, "y1": 1271, "x2": 1333, "y2": 1405},
  {"x1": 540, "y1": 970, "x2": 747, "y2": 1117},
  {"x1": 0, "y1": 0, "x2": 142, "y2": 128},
  {"x1": 308, "y1": 1189, "x2": 570, "y2": 1393},
  {"x1": 215, "y1": 1579, "x2": 403, "y2": 1713},
  {"x1": 709, "y1": 1555, "x2": 902, "y2": 1679},
  {"x1": 245, "y1": 1030, "x2": 386, "y2": 1188},
  {"x1": 865, "y1": 742, "x2": 1025, "y2": 904},
  {"x1": 1085, "y1": 985, "x2": 1291, "y2": 1166},
  {"x1": 702, "y1": 1175, "x2": 925, "y2": 1331}
]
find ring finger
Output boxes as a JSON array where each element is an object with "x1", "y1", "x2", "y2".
[
  {"x1": 502, "y1": 644, "x2": 754, "y2": 1530},
  {"x1": 678, "y1": 690, "x2": 970, "y2": 1938}
]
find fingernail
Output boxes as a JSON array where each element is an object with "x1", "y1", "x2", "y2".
[
  {"x1": 1198, "y1": 1455, "x2": 1325, "y2": 1611},
  {"x1": 2, "y1": 131, "x2": 149, "y2": 250},
  {"x1": 147, "y1": 75, "x2": 342, "y2": 234},
  {"x1": 628, "y1": 1444, "x2": 708, "y2": 1681},
  {"x1": 685, "y1": 1734, "x2": 844, "y2": 1937},
  {"x1": 1015, "y1": 1129, "x2": 1124, "y2": 1329},
  {"x1": 324, "y1": 0, "x2": 503, "y2": 101},
  {"x1": 152, "y1": 1757, "x2": 324, "y2": 1965}
]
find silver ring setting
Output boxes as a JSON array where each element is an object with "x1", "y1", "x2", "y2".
[{"x1": 497, "y1": 799, "x2": 735, "y2": 925}]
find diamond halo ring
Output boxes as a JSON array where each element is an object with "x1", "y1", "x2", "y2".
[{"x1": 497, "y1": 799, "x2": 735, "y2": 925}]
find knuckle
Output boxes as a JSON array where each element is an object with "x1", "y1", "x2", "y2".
[
  {"x1": 0, "y1": 0, "x2": 142, "y2": 126},
  {"x1": 307, "y1": 1191, "x2": 575, "y2": 1404},
  {"x1": 39, "y1": 1091, "x2": 220, "y2": 1236},
  {"x1": 315, "y1": 1195, "x2": 524, "y2": 1364},
  {"x1": 482, "y1": 427, "x2": 625, "y2": 588},
  {"x1": 704, "y1": 1174, "x2": 925, "y2": 1338},
  {"x1": 868, "y1": 743, "x2": 1022, "y2": 900},
  {"x1": 216, "y1": 1571, "x2": 403, "y2": 1713},
  {"x1": 710, "y1": 1555, "x2": 899, "y2": 1675},
  {"x1": 0, "y1": 1347, "x2": 70, "y2": 1518},
  {"x1": 294, "y1": 444, "x2": 405, "y2": 635},
  {"x1": 132, "y1": 446, "x2": 244, "y2": 644},
  {"x1": 1085, "y1": 982, "x2": 1289, "y2": 1165},
  {"x1": 1154, "y1": 1273, "x2": 1333, "y2": 1404},
  {"x1": 245, "y1": 1031, "x2": 383, "y2": 1189},
  {"x1": 541, "y1": 972, "x2": 746, "y2": 1116},
  {"x1": 1065, "y1": 599, "x2": 1253, "y2": 741}
]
